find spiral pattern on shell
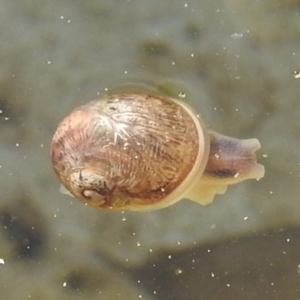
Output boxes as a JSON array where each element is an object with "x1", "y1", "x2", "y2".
[{"x1": 51, "y1": 94, "x2": 204, "y2": 210}]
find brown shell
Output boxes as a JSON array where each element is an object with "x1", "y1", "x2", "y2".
[{"x1": 51, "y1": 94, "x2": 206, "y2": 210}]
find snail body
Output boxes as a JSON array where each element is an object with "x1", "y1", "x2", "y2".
[{"x1": 51, "y1": 89, "x2": 265, "y2": 211}]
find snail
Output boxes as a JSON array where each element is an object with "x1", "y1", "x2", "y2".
[{"x1": 51, "y1": 82, "x2": 265, "y2": 211}]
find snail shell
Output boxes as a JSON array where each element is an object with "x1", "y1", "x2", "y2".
[{"x1": 51, "y1": 92, "x2": 265, "y2": 211}]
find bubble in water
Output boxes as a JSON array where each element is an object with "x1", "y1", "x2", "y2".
[
  {"x1": 293, "y1": 71, "x2": 300, "y2": 79},
  {"x1": 178, "y1": 92, "x2": 186, "y2": 98}
]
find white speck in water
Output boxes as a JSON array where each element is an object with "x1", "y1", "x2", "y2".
[
  {"x1": 137, "y1": 242, "x2": 141, "y2": 247},
  {"x1": 175, "y1": 268, "x2": 183, "y2": 275},
  {"x1": 0, "y1": 258, "x2": 5, "y2": 265},
  {"x1": 227, "y1": 284, "x2": 231, "y2": 287},
  {"x1": 297, "y1": 264, "x2": 300, "y2": 274},
  {"x1": 46, "y1": 60, "x2": 51, "y2": 64},
  {"x1": 160, "y1": 188, "x2": 165, "y2": 192},
  {"x1": 270, "y1": 191, "x2": 273, "y2": 194},
  {"x1": 231, "y1": 33, "x2": 243, "y2": 39},
  {"x1": 243, "y1": 216, "x2": 249, "y2": 221},
  {"x1": 171, "y1": 61, "x2": 175, "y2": 65},
  {"x1": 63, "y1": 282, "x2": 67, "y2": 287},
  {"x1": 149, "y1": 248, "x2": 153, "y2": 252},
  {"x1": 190, "y1": 53, "x2": 194, "y2": 57},
  {"x1": 211, "y1": 272, "x2": 215, "y2": 277},
  {"x1": 262, "y1": 154, "x2": 268, "y2": 158},
  {"x1": 121, "y1": 217, "x2": 126, "y2": 221},
  {"x1": 287, "y1": 238, "x2": 290, "y2": 243},
  {"x1": 168, "y1": 255, "x2": 172, "y2": 259},
  {"x1": 184, "y1": 3, "x2": 188, "y2": 7},
  {"x1": 16, "y1": 143, "x2": 19, "y2": 147},
  {"x1": 124, "y1": 70, "x2": 128, "y2": 74},
  {"x1": 214, "y1": 154, "x2": 220, "y2": 159},
  {"x1": 60, "y1": 16, "x2": 64, "y2": 19}
]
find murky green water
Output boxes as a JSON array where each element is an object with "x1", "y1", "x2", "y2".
[{"x1": 1, "y1": 1, "x2": 300, "y2": 299}]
